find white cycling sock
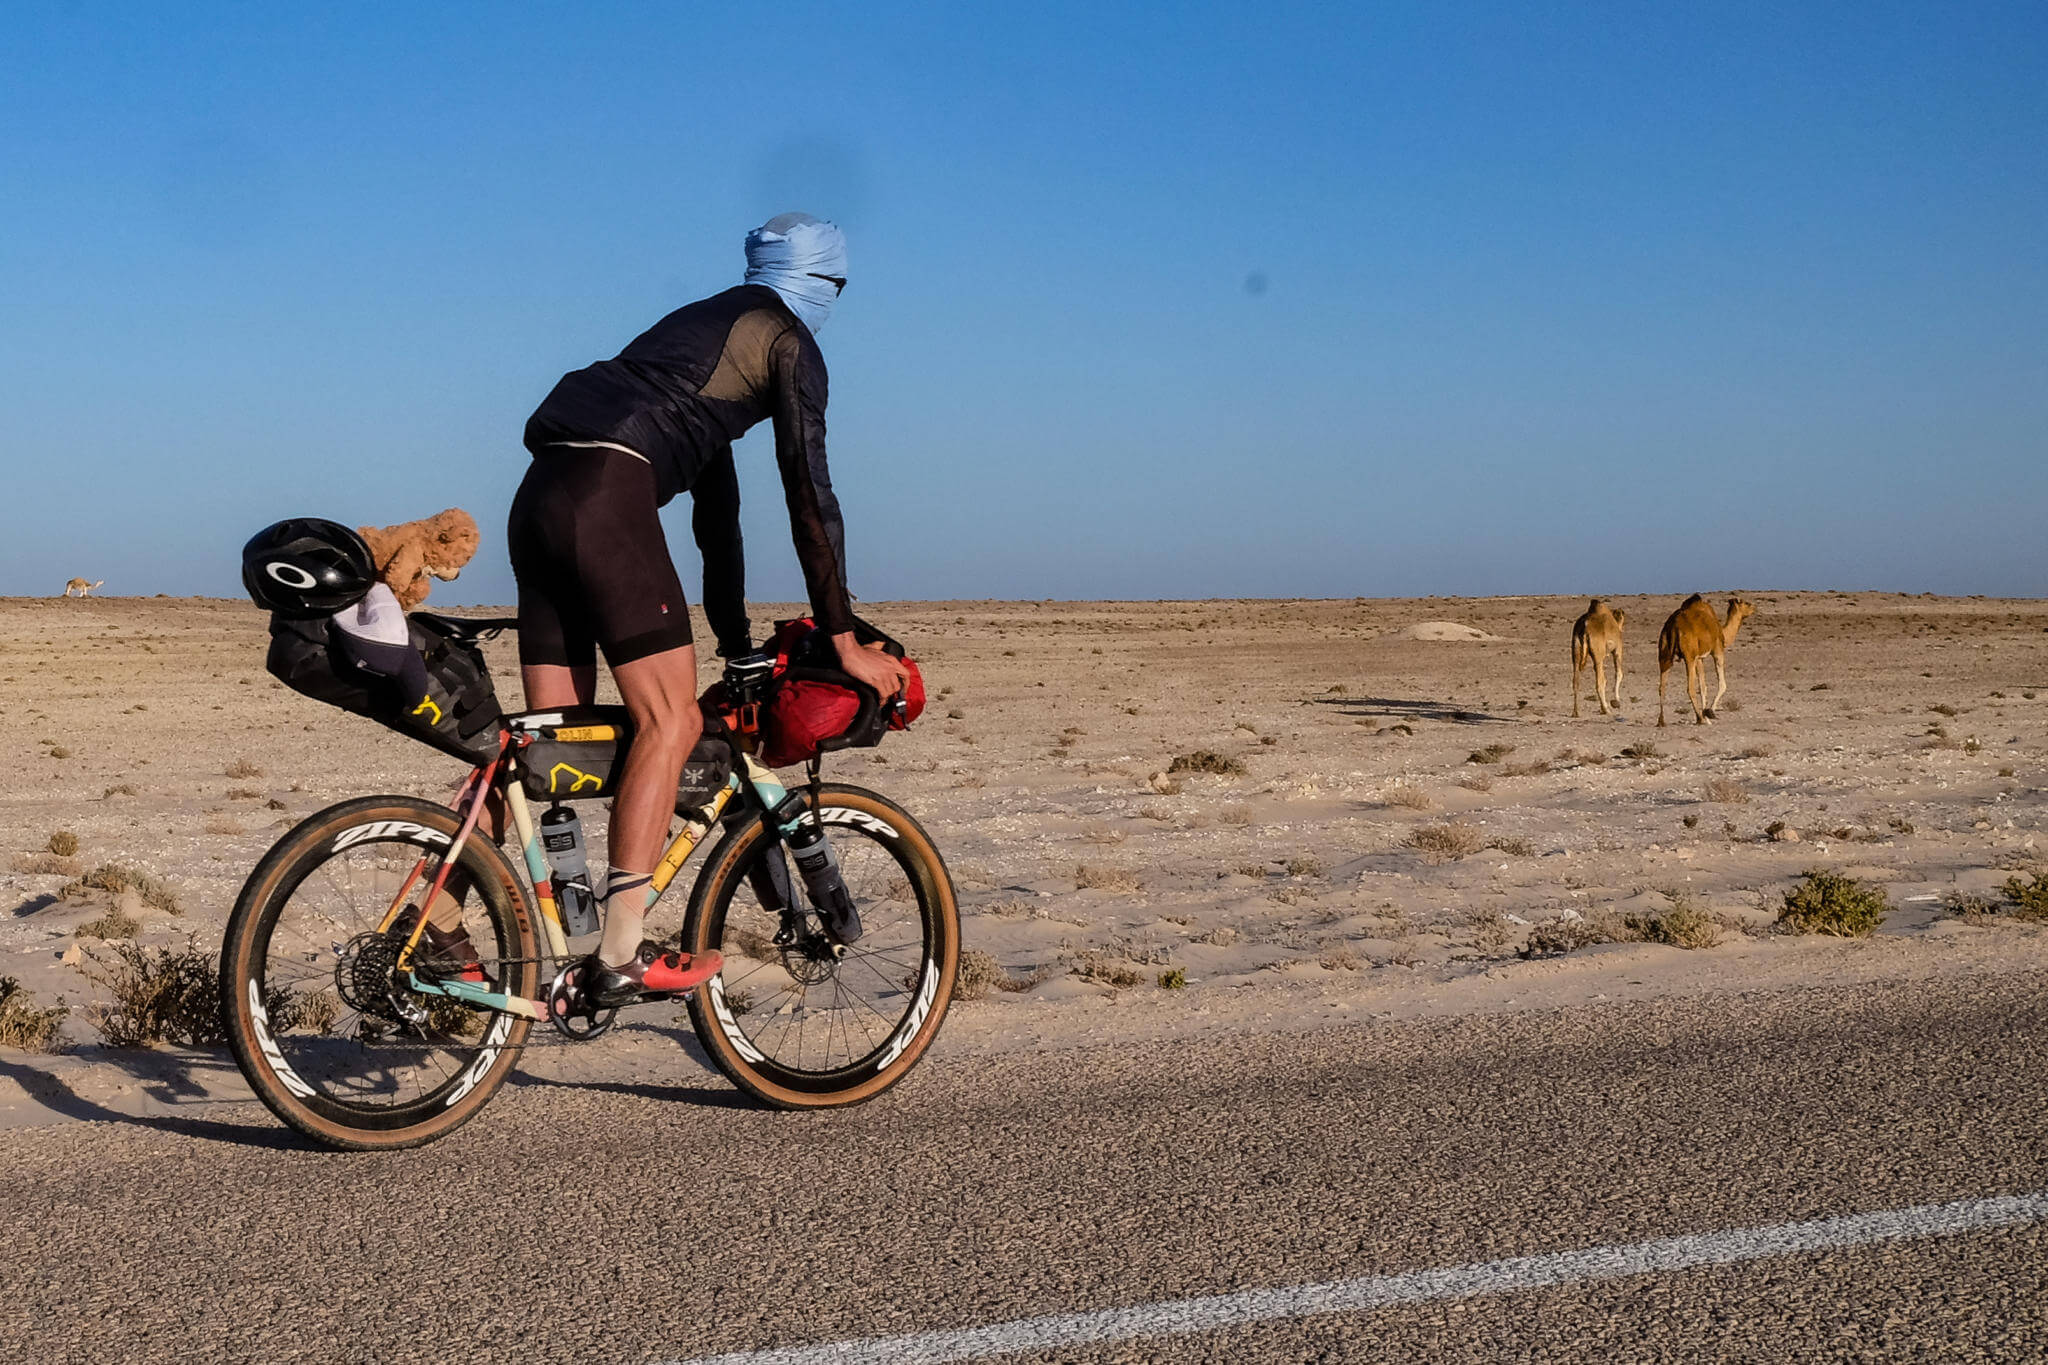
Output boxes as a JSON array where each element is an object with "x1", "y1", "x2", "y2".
[{"x1": 597, "y1": 869, "x2": 653, "y2": 967}]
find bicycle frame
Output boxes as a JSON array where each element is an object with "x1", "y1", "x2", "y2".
[{"x1": 368, "y1": 727, "x2": 813, "y2": 1022}]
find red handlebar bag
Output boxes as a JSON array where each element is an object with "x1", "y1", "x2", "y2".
[{"x1": 757, "y1": 618, "x2": 925, "y2": 769}]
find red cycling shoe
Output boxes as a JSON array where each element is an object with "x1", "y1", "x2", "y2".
[{"x1": 581, "y1": 941, "x2": 723, "y2": 1009}]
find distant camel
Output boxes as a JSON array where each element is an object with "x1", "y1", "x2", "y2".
[
  {"x1": 62, "y1": 578, "x2": 103, "y2": 598},
  {"x1": 1658, "y1": 594, "x2": 1756, "y2": 727},
  {"x1": 1570, "y1": 598, "x2": 1626, "y2": 717}
]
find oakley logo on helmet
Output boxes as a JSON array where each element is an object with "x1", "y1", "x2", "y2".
[{"x1": 264, "y1": 562, "x2": 319, "y2": 589}]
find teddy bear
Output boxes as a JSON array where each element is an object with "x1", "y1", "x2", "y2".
[{"x1": 356, "y1": 508, "x2": 480, "y2": 611}]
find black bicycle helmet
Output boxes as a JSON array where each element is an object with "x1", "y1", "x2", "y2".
[{"x1": 241, "y1": 518, "x2": 377, "y2": 618}]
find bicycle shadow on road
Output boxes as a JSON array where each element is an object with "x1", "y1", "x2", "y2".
[
  {"x1": 504, "y1": 1022, "x2": 756, "y2": 1110},
  {"x1": 1307, "y1": 696, "x2": 1518, "y2": 725},
  {"x1": 0, "y1": 1049, "x2": 308, "y2": 1150}
]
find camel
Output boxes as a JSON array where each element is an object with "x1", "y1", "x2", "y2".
[
  {"x1": 62, "y1": 578, "x2": 103, "y2": 598},
  {"x1": 1657, "y1": 594, "x2": 1756, "y2": 726},
  {"x1": 1570, "y1": 598, "x2": 1625, "y2": 717}
]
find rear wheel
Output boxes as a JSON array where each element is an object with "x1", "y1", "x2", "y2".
[
  {"x1": 683, "y1": 784, "x2": 958, "y2": 1108},
  {"x1": 220, "y1": 796, "x2": 537, "y2": 1150}
]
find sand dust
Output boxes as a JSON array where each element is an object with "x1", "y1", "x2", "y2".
[{"x1": 3, "y1": 592, "x2": 2045, "y2": 1124}]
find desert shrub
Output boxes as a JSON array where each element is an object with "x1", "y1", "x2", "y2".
[
  {"x1": 1383, "y1": 784, "x2": 1436, "y2": 811},
  {"x1": 1168, "y1": 750, "x2": 1247, "y2": 777},
  {"x1": 1777, "y1": 869, "x2": 1890, "y2": 938},
  {"x1": 1741, "y1": 744, "x2": 1775, "y2": 759},
  {"x1": 1467, "y1": 743, "x2": 1515, "y2": 765},
  {"x1": 1283, "y1": 855, "x2": 1326, "y2": 877},
  {"x1": 1407, "y1": 823, "x2": 1486, "y2": 864},
  {"x1": 102, "y1": 783, "x2": 138, "y2": 798},
  {"x1": 1520, "y1": 912, "x2": 1639, "y2": 958},
  {"x1": 1075, "y1": 864, "x2": 1140, "y2": 893},
  {"x1": 1487, "y1": 836, "x2": 1536, "y2": 857},
  {"x1": 60, "y1": 863, "x2": 180, "y2": 915},
  {"x1": 79, "y1": 941, "x2": 228, "y2": 1047},
  {"x1": 47, "y1": 831, "x2": 79, "y2": 857},
  {"x1": 1621, "y1": 741, "x2": 1661, "y2": 761},
  {"x1": 74, "y1": 908, "x2": 140, "y2": 941},
  {"x1": 955, "y1": 949, "x2": 1008, "y2": 1002},
  {"x1": 1194, "y1": 925, "x2": 1238, "y2": 947},
  {"x1": 2001, "y1": 873, "x2": 2048, "y2": 923},
  {"x1": 225, "y1": 759, "x2": 265, "y2": 779},
  {"x1": 11, "y1": 851, "x2": 78, "y2": 876},
  {"x1": 1626, "y1": 897, "x2": 1722, "y2": 949},
  {"x1": 0, "y1": 976, "x2": 67, "y2": 1052},
  {"x1": 1702, "y1": 778, "x2": 1750, "y2": 804},
  {"x1": 1158, "y1": 966, "x2": 1187, "y2": 990},
  {"x1": 1068, "y1": 953, "x2": 1145, "y2": 988},
  {"x1": 1501, "y1": 760, "x2": 1552, "y2": 778},
  {"x1": 1458, "y1": 775, "x2": 1494, "y2": 793}
]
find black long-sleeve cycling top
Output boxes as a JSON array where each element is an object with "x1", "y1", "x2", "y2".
[{"x1": 524, "y1": 284, "x2": 851, "y2": 654}]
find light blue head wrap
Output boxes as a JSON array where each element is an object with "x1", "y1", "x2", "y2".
[{"x1": 743, "y1": 211, "x2": 847, "y2": 335}]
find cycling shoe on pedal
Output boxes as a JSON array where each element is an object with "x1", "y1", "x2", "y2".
[
  {"x1": 423, "y1": 923, "x2": 491, "y2": 985},
  {"x1": 581, "y1": 941, "x2": 722, "y2": 1009},
  {"x1": 394, "y1": 909, "x2": 491, "y2": 985}
]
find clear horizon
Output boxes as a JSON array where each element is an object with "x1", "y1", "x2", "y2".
[{"x1": 5, "y1": 2, "x2": 2045, "y2": 606}]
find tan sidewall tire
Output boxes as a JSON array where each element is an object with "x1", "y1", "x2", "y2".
[
  {"x1": 221, "y1": 797, "x2": 537, "y2": 1151},
  {"x1": 684, "y1": 785, "x2": 958, "y2": 1109}
]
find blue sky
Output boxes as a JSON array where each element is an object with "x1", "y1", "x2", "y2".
[{"x1": 3, "y1": 1, "x2": 2044, "y2": 604}]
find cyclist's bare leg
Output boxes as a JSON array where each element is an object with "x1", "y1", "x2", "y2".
[{"x1": 597, "y1": 644, "x2": 702, "y2": 964}]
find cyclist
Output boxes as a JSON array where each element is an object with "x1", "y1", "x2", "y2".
[{"x1": 510, "y1": 211, "x2": 908, "y2": 1007}]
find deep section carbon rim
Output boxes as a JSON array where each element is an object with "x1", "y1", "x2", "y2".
[
  {"x1": 702, "y1": 802, "x2": 942, "y2": 1085},
  {"x1": 244, "y1": 821, "x2": 525, "y2": 1123}
]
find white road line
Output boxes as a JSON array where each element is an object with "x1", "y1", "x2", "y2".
[{"x1": 672, "y1": 1189, "x2": 2048, "y2": 1365}]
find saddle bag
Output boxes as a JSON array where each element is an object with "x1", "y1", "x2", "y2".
[
  {"x1": 508, "y1": 705, "x2": 735, "y2": 810},
  {"x1": 266, "y1": 613, "x2": 504, "y2": 762}
]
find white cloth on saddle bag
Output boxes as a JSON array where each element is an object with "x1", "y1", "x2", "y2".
[{"x1": 328, "y1": 583, "x2": 431, "y2": 703}]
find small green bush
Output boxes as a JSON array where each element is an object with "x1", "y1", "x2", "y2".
[
  {"x1": 2000, "y1": 873, "x2": 2048, "y2": 923},
  {"x1": 1168, "y1": 750, "x2": 1248, "y2": 777},
  {"x1": 1777, "y1": 869, "x2": 1890, "y2": 937},
  {"x1": 1627, "y1": 898, "x2": 1723, "y2": 950},
  {"x1": 0, "y1": 976, "x2": 67, "y2": 1052},
  {"x1": 1158, "y1": 966, "x2": 1187, "y2": 990}
]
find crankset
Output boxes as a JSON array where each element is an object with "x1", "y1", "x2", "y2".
[{"x1": 545, "y1": 960, "x2": 619, "y2": 1041}]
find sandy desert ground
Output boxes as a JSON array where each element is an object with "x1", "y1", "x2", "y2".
[{"x1": 3, "y1": 591, "x2": 2046, "y2": 1119}]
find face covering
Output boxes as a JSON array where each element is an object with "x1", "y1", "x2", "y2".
[{"x1": 743, "y1": 211, "x2": 847, "y2": 335}]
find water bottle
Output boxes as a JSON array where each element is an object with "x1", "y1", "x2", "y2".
[
  {"x1": 541, "y1": 805, "x2": 599, "y2": 936},
  {"x1": 784, "y1": 814, "x2": 863, "y2": 944}
]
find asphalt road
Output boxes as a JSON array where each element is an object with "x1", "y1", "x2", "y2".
[{"x1": 5, "y1": 971, "x2": 2046, "y2": 1363}]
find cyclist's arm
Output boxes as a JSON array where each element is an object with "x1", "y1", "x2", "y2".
[
  {"x1": 690, "y1": 445, "x2": 752, "y2": 657},
  {"x1": 767, "y1": 327, "x2": 855, "y2": 638}
]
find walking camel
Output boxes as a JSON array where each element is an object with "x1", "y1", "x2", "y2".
[
  {"x1": 1657, "y1": 594, "x2": 1756, "y2": 727},
  {"x1": 1570, "y1": 598, "x2": 1626, "y2": 717},
  {"x1": 62, "y1": 578, "x2": 103, "y2": 598}
]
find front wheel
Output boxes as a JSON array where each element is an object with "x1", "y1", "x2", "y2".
[
  {"x1": 220, "y1": 796, "x2": 538, "y2": 1150},
  {"x1": 683, "y1": 784, "x2": 958, "y2": 1108}
]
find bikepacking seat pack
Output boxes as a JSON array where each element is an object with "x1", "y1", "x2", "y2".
[
  {"x1": 507, "y1": 705, "x2": 736, "y2": 809},
  {"x1": 709, "y1": 616, "x2": 925, "y2": 769},
  {"x1": 265, "y1": 612, "x2": 504, "y2": 762}
]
